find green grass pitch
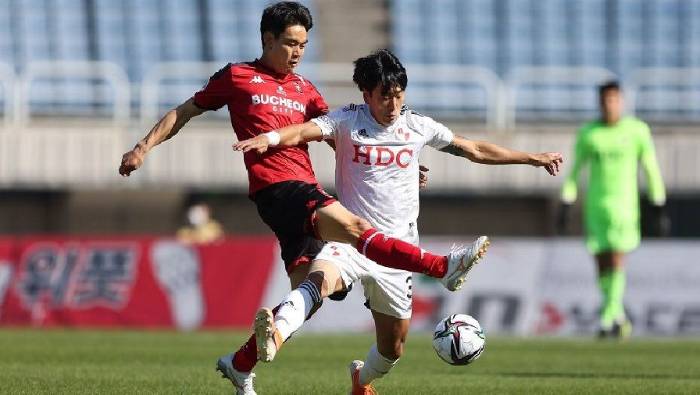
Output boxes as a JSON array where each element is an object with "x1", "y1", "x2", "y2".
[{"x1": 0, "y1": 329, "x2": 699, "y2": 394}]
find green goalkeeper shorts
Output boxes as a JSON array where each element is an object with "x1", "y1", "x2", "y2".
[{"x1": 584, "y1": 213, "x2": 640, "y2": 254}]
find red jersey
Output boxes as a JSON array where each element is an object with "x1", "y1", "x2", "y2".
[{"x1": 193, "y1": 60, "x2": 329, "y2": 195}]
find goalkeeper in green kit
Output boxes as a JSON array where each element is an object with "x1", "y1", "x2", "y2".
[{"x1": 559, "y1": 81, "x2": 667, "y2": 339}]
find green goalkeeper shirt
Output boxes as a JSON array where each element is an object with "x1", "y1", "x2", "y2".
[{"x1": 561, "y1": 116, "x2": 666, "y2": 227}]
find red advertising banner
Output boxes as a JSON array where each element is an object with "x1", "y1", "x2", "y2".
[{"x1": 0, "y1": 237, "x2": 278, "y2": 329}]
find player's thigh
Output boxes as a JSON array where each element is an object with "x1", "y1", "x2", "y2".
[
  {"x1": 307, "y1": 259, "x2": 345, "y2": 298},
  {"x1": 372, "y1": 310, "x2": 410, "y2": 360},
  {"x1": 314, "y1": 242, "x2": 365, "y2": 294},
  {"x1": 314, "y1": 202, "x2": 372, "y2": 244}
]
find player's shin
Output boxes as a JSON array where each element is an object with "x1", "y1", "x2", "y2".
[
  {"x1": 359, "y1": 344, "x2": 399, "y2": 386},
  {"x1": 254, "y1": 279, "x2": 323, "y2": 363},
  {"x1": 356, "y1": 229, "x2": 447, "y2": 277},
  {"x1": 600, "y1": 268, "x2": 626, "y2": 327},
  {"x1": 274, "y1": 279, "x2": 322, "y2": 340}
]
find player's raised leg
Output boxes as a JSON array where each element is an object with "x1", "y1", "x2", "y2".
[{"x1": 314, "y1": 202, "x2": 489, "y2": 291}]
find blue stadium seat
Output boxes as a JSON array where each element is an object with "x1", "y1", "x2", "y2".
[
  {"x1": 162, "y1": 0, "x2": 203, "y2": 61},
  {"x1": 424, "y1": 0, "x2": 460, "y2": 63},
  {"x1": 681, "y1": 1, "x2": 700, "y2": 66},
  {"x1": 52, "y1": 0, "x2": 92, "y2": 109},
  {"x1": 95, "y1": 0, "x2": 128, "y2": 68},
  {"x1": 53, "y1": 0, "x2": 89, "y2": 61},
  {"x1": 207, "y1": 0, "x2": 243, "y2": 62},
  {"x1": 206, "y1": 0, "x2": 318, "y2": 64},
  {"x1": 572, "y1": 0, "x2": 607, "y2": 66},
  {"x1": 122, "y1": 0, "x2": 162, "y2": 81},
  {"x1": 0, "y1": 1, "x2": 15, "y2": 68},
  {"x1": 391, "y1": 0, "x2": 425, "y2": 63},
  {"x1": 459, "y1": 0, "x2": 498, "y2": 69},
  {"x1": 14, "y1": 0, "x2": 52, "y2": 67},
  {"x1": 237, "y1": 0, "x2": 266, "y2": 60},
  {"x1": 645, "y1": 0, "x2": 681, "y2": 67}
]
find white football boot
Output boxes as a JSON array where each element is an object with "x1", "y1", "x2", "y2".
[
  {"x1": 216, "y1": 353, "x2": 256, "y2": 395},
  {"x1": 254, "y1": 307, "x2": 283, "y2": 362},
  {"x1": 440, "y1": 236, "x2": 490, "y2": 291}
]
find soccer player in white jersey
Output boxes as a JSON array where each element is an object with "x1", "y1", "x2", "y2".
[{"x1": 235, "y1": 49, "x2": 563, "y2": 394}]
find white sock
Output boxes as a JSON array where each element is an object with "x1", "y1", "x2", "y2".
[
  {"x1": 274, "y1": 280, "x2": 320, "y2": 341},
  {"x1": 359, "y1": 344, "x2": 398, "y2": 385}
]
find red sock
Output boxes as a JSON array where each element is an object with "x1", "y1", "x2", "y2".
[
  {"x1": 232, "y1": 334, "x2": 257, "y2": 372},
  {"x1": 356, "y1": 229, "x2": 447, "y2": 278},
  {"x1": 232, "y1": 305, "x2": 282, "y2": 372}
]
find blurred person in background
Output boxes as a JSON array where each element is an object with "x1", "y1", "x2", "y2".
[
  {"x1": 176, "y1": 202, "x2": 224, "y2": 244},
  {"x1": 559, "y1": 81, "x2": 667, "y2": 339}
]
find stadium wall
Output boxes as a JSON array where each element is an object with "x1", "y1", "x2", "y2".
[{"x1": 1, "y1": 236, "x2": 698, "y2": 337}]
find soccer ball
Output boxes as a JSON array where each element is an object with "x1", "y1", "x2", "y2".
[{"x1": 432, "y1": 314, "x2": 485, "y2": 365}]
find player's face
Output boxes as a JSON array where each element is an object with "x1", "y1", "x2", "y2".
[
  {"x1": 262, "y1": 25, "x2": 308, "y2": 74},
  {"x1": 600, "y1": 89, "x2": 623, "y2": 125},
  {"x1": 364, "y1": 85, "x2": 405, "y2": 126}
]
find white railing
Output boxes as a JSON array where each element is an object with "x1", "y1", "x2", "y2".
[
  {"x1": 506, "y1": 66, "x2": 617, "y2": 127},
  {"x1": 406, "y1": 64, "x2": 505, "y2": 128},
  {"x1": 1, "y1": 62, "x2": 699, "y2": 190},
  {"x1": 140, "y1": 62, "x2": 506, "y2": 128},
  {"x1": 15, "y1": 61, "x2": 131, "y2": 126},
  {"x1": 140, "y1": 61, "x2": 224, "y2": 123},
  {"x1": 627, "y1": 67, "x2": 700, "y2": 120},
  {"x1": 6, "y1": 61, "x2": 700, "y2": 128}
]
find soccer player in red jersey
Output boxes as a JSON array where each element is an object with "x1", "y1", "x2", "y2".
[{"x1": 119, "y1": 3, "x2": 484, "y2": 393}]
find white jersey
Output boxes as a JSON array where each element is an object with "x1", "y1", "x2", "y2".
[{"x1": 311, "y1": 104, "x2": 454, "y2": 244}]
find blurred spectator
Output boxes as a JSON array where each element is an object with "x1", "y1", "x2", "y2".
[
  {"x1": 558, "y1": 81, "x2": 667, "y2": 340},
  {"x1": 177, "y1": 203, "x2": 224, "y2": 244}
]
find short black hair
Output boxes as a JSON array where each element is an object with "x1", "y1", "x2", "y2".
[
  {"x1": 599, "y1": 80, "x2": 621, "y2": 97},
  {"x1": 352, "y1": 49, "x2": 408, "y2": 95},
  {"x1": 260, "y1": 2, "x2": 313, "y2": 48}
]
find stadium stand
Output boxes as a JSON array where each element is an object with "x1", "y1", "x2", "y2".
[
  {"x1": 1, "y1": 0, "x2": 318, "y2": 117},
  {"x1": 0, "y1": 0, "x2": 698, "y2": 237},
  {"x1": 0, "y1": 0, "x2": 698, "y2": 123},
  {"x1": 390, "y1": 0, "x2": 700, "y2": 122}
]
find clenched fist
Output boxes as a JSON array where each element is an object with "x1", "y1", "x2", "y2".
[{"x1": 119, "y1": 148, "x2": 145, "y2": 176}]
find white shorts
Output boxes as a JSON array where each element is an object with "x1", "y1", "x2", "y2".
[{"x1": 315, "y1": 241, "x2": 412, "y2": 320}]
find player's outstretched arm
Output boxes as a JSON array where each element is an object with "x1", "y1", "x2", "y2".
[
  {"x1": 119, "y1": 98, "x2": 205, "y2": 176},
  {"x1": 441, "y1": 135, "x2": 563, "y2": 176},
  {"x1": 233, "y1": 121, "x2": 323, "y2": 154}
]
